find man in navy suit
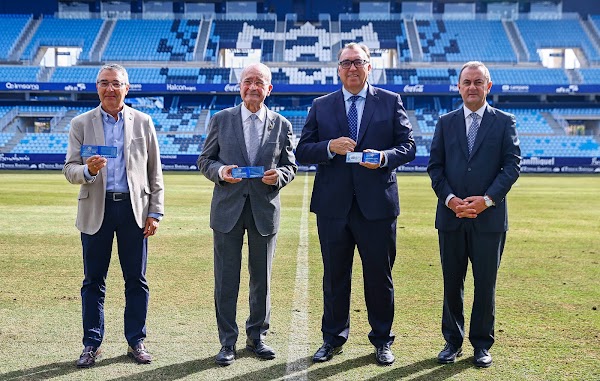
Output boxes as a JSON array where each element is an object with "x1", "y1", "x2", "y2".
[
  {"x1": 427, "y1": 61, "x2": 521, "y2": 368},
  {"x1": 296, "y1": 42, "x2": 416, "y2": 366}
]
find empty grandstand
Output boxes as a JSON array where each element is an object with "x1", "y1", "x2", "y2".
[{"x1": 0, "y1": 0, "x2": 598, "y2": 173}]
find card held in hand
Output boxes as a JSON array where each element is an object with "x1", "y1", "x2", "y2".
[
  {"x1": 362, "y1": 152, "x2": 381, "y2": 165},
  {"x1": 231, "y1": 166, "x2": 265, "y2": 179},
  {"x1": 345, "y1": 152, "x2": 362, "y2": 163},
  {"x1": 81, "y1": 145, "x2": 118, "y2": 158}
]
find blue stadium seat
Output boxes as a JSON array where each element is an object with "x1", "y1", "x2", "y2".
[
  {"x1": 22, "y1": 17, "x2": 103, "y2": 61},
  {"x1": 416, "y1": 19, "x2": 516, "y2": 62},
  {"x1": 0, "y1": 15, "x2": 31, "y2": 60},
  {"x1": 516, "y1": 19, "x2": 600, "y2": 63}
]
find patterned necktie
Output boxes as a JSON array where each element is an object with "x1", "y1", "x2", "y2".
[
  {"x1": 247, "y1": 114, "x2": 260, "y2": 164},
  {"x1": 467, "y1": 113, "x2": 480, "y2": 154},
  {"x1": 347, "y1": 95, "x2": 361, "y2": 141}
]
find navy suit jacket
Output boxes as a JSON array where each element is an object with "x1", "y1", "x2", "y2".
[
  {"x1": 296, "y1": 85, "x2": 415, "y2": 221},
  {"x1": 427, "y1": 105, "x2": 521, "y2": 232}
]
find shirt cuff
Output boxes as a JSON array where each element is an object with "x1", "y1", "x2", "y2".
[
  {"x1": 445, "y1": 193, "x2": 456, "y2": 208},
  {"x1": 218, "y1": 165, "x2": 226, "y2": 180},
  {"x1": 327, "y1": 140, "x2": 335, "y2": 159},
  {"x1": 381, "y1": 152, "x2": 388, "y2": 167},
  {"x1": 84, "y1": 165, "x2": 97, "y2": 183},
  {"x1": 148, "y1": 213, "x2": 163, "y2": 221}
]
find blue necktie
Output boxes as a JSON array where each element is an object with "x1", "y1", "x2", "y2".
[
  {"x1": 467, "y1": 113, "x2": 480, "y2": 154},
  {"x1": 347, "y1": 95, "x2": 360, "y2": 141}
]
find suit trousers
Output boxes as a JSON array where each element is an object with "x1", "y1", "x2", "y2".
[
  {"x1": 439, "y1": 224, "x2": 505, "y2": 350},
  {"x1": 80, "y1": 197, "x2": 149, "y2": 348},
  {"x1": 213, "y1": 198, "x2": 276, "y2": 346},
  {"x1": 316, "y1": 197, "x2": 397, "y2": 348}
]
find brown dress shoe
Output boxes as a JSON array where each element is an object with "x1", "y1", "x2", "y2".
[
  {"x1": 127, "y1": 342, "x2": 152, "y2": 364},
  {"x1": 76, "y1": 346, "x2": 101, "y2": 368}
]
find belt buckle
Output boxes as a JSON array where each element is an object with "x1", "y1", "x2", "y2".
[{"x1": 111, "y1": 192, "x2": 123, "y2": 201}]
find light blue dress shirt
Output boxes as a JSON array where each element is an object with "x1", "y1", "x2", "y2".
[{"x1": 84, "y1": 107, "x2": 162, "y2": 221}]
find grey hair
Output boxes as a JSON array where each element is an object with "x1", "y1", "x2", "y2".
[
  {"x1": 337, "y1": 42, "x2": 371, "y2": 61},
  {"x1": 96, "y1": 63, "x2": 129, "y2": 84},
  {"x1": 459, "y1": 61, "x2": 491, "y2": 83}
]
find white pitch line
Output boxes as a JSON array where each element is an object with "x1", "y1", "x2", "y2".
[{"x1": 284, "y1": 173, "x2": 310, "y2": 381}]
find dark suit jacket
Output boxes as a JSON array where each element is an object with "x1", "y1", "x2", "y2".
[
  {"x1": 197, "y1": 104, "x2": 297, "y2": 235},
  {"x1": 295, "y1": 85, "x2": 415, "y2": 221},
  {"x1": 427, "y1": 105, "x2": 521, "y2": 232}
]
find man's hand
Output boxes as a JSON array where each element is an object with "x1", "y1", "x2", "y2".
[
  {"x1": 329, "y1": 137, "x2": 356, "y2": 155},
  {"x1": 359, "y1": 149, "x2": 382, "y2": 170},
  {"x1": 86, "y1": 155, "x2": 107, "y2": 176},
  {"x1": 143, "y1": 217, "x2": 159, "y2": 238},
  {"x1": 262, "y1": 169, "x2": 279, "y2": 185},
  {"x1": 449, "y1": 196, "x2": 477, "y2": 219},
  {"x1": 451, "y1": 195, "x2": 488, "y2": 218},
  {"x1": 222, "y1": 165, "x2": 243, "y2": 184}
]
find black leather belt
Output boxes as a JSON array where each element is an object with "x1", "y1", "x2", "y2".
[{"x1": 106, "y1": 192, "x2": 130, "y2": 201}]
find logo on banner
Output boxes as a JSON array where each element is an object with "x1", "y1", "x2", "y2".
[
  {"x1": 224, "y1": 84, "x2": 240, "y2": 92},
  {"x1": 501, "y1": 85, "x2": 529, "y2": 93},
  {"x1": 555, "y1": 85, "x2": 579, "y2": 94},
  {"x1": 403, "y1": 84, "x2": 424, "y2": 93}
]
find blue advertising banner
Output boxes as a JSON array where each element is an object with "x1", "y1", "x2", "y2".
[
  {"x1": 2, "y1": 82, "x2": 600, "y2": 95},
  {"x1": 2, "y1": 153, "x2": 599, "y2": 173}
]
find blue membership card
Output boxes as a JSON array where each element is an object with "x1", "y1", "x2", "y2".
[
  {"x1": 81, "y1": 145, "x2": 117, "y2": 158},
  {"x1": 345, "y1": 151, "x2": 381, "y2": 164},
  {"x1": 231, "y1": 166, "x2": 265, "y2": 179}
]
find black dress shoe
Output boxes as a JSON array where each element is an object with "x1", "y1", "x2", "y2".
[
  {"x1": 215, "y1": 345, "x2": 236, "y2": 366},
  {"x1": 312, "y1": 343, "x2": 343, "y2": 363},
  {"x1": 127, "y1": 342, "x2": 152, "y2": 364},
  {"x1": 246, "y1": 338, "x2": 276, "y2": 360},
  {"x1": 473, "y1": 348, "x2": 492, "y2": 368},
  {"x1": 375, "y1": 344, "x2": 395, "y2": 365},
  {"x1": 437, "y1": 343, "x2": 462, "y2": 364},
  {"x1": 76, "y1": 346, "x2": 101, "y2": 368}
]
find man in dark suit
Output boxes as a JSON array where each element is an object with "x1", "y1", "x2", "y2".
[
  {"x1": 64, "y1": 63, "x2": 164, "y2": 367},
  {"x1": 295, "y1": 42, "x2": 416, "y2": 366},
  {"x1": 198, "y1": 63, "x2": 297, "y2": 366},
  {"x1": 427, "y1": 61, "x2": 521, "y2": 368}
]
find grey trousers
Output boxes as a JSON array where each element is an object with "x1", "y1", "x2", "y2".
[{"x1": 213, "y1": 199, "x2": 277, "y2": 346}]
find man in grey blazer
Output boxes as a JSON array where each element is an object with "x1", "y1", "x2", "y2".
[
  {"x1": 64, "y1": 64, "x2": 164, "y2": 368},
  {"x1": 428, "y1": 61, "x2": 520, "y2": 368},
  {"x1": 198, "y1": 63, "x2": 297, "y2": 366}
]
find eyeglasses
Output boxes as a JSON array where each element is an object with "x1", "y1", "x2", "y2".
[
  {"x1": 338, "y1": 59, "x2": 369, "y2": 69},
  {"x1": 241, "y1": 79, "x2": 268, "y2": 88},
  {"x1": 97, "y1": 81, "x2": 127, "y2": 89}
]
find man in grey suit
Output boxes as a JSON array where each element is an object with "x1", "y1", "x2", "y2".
[
  {"x1": 64, "y1": 64, "x2": 164, "y2": 367},
  {"x1": 198, "y1": 62, "x2": 297, "y2": 366},
  {"x1": 428, "y1": 61, "x2": 520, "y2": 368}
]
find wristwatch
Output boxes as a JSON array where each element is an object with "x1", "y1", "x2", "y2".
[{"x1": 483, "y1": 195, "x2": 495, "y2": 207}]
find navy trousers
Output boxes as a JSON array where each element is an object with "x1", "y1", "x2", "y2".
[
  {"x1": 439, "y1": 224, "x2": 505, "y2": 350},
  {"x1": 316, "y1": 197, "x2": 397, "y2": 348},
  {"x1": 80, "y1": 197, "x2": 148, "y2": 348}
]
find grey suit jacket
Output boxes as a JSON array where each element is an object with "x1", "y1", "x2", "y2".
[
  {"x1": 197, "y1": 104, "x2": 297, "y2": 236},
  {"x1": 63, "y1": 105, "x2": 165, "y2": 235}
]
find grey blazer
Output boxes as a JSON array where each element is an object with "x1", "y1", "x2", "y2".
[
  {"x1": 63, "y1": 105, "x2": 165, "y2": 235},
  {"x1": 197, "y1": 105, "x2": 297, "y2": 236}
]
